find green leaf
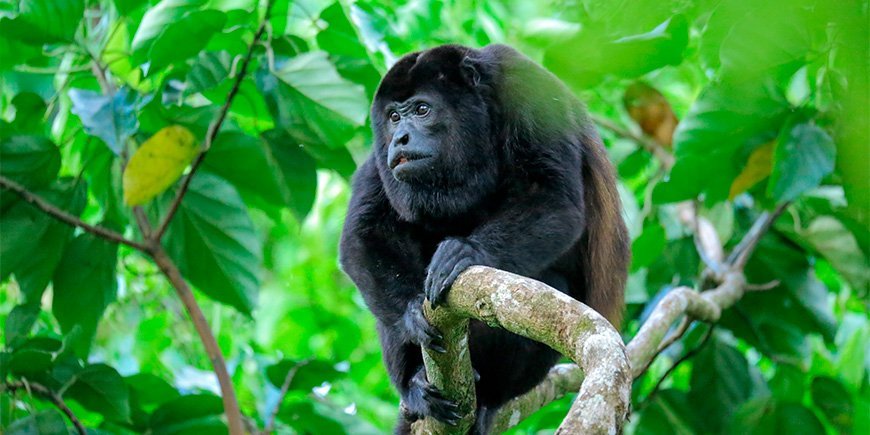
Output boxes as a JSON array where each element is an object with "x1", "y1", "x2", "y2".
[
  {"x1": 7, "y1": 410, "x2": 68, "y2": 435},
  {"x1": 0, "y1": 0, "x2": 84, "y2": 45},
  {"x1": 8, "y1": 349, "x2": 53, "y2": 376},
  {"x1": 52, "y1": 233, "x2": 119, "y2": 358},
  {"x1": 802, "y1": 216, "x2": 869, "y2": 291},
  {"x1": 69, "y1": 88, "x2": 149, "y2": 155},
  {"x1": 0, "y1": 179, "x2": 86, "y2": 301},
  {"x1": 204, "y1": 130, "x2": 318, "y2": 220},
  {"x1": 768, "y1": 123, "x2": 836, "y2": 201},
  {"x1": 630, "y1": 224, "x2": 666, "y2": 272},
  {"x1": 316, "y1": 2, "x2": 382, "y2": 95},
  {"x1": 187, "y1": 51, "x2": 232, "y2": 93},
  {"x1": 634, "y1": 390, "x2": 699, "y2": 435},
  {"x1": 719, "y1": 2, "x2": 812, "y2": 81},
  {"x1": 126, "y1": 373, "x2": 180, "y2": 409},
  {"x1": 0, "y1": 135, "x2": 60, "y2": 192},
  {"x1": 810, "y1": 376, "x2": 853, "y2": 431},
  {"x1": 4, "y1": 303, "x2": 40, "y2": 348},
  {"x1": 113, "y1": 0, "x2": 147, "y2": 15},
  {"x1": 7, "y1": 92, "x2": 47, "y2": 134},
  {"x1": 148, "y1": 394, "x2": 225, "y2": 433},
  {"x1": 258, "y1": 51, "x2": 368, "y2": 148},
  {"x1": 688, "y1": 335, "x2": 753, "y2": 432},
  {"x1": 67, "y1": 363, "x2": 131, "y2": 422},
  {"x1": 162, "y1": 172, "x2": 262, "y2": 313},
  {"x1": 544, "y1": 15, "x2": 689, "y2": 87},
  {"x1": 266, "y1": 359, "x2": 344, "y2": 392},
  {"x1": 730, "y1": 397, "x2": 825, "y2": 434},
  {"x1": 132, "y1": 0, "x2": 226, "y2": 72}
]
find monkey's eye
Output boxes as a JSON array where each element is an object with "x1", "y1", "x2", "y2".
[
  {"x1": 415, "y1": 103, "x2": 431, "y2": 116},
  {"x1": 389, "y1": 111, "x2": 401, "y2": 123}
]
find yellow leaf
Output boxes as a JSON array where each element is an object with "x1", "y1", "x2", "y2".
[
  {"x1": 123, "y1": 125, "x2": 199, "y2": 206},
  {"x1": 729, "y1": 140, "x2": 775, "y2": 200}
]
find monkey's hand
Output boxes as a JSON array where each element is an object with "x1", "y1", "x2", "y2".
[
  {"x1": 425, "y1": 238, "x2": 491, "y2": 308},
  {"x1": 402, "y1": 368, "x2": 462, "y2": 426},
  {"x1": 401, "y1": 297, "x2": 446, "y2": 353}
]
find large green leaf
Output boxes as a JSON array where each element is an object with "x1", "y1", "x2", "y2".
[
  {"x1": 131, "y1": 0, "x2": 226, "y2": 72},
  {"x1": 810, "y1": 376, "x2": 854, "y2": 431},
  {"x1": 316, "y1": 2, "x2": 382, "y2": 95},
  {"x1": 634, "y1": 390, "x2": 699, "y2": 435},
  {"x1": 688, "y1": 335, "x2": 753, "y2": 432},
  {"x1": 257, "y1": 51, "x2": 368, "y2": 149},
  {"x1": 729, "y1": 397, "x2": 825, "y2": 434},
  {"x1": 0, "y1": 135, "x2": 60, "y2": 189},
  {"x1": 162, "y1": 172, "x2": 262, "y2": 313},
  {"x1": 7, "y1": 410, "x2": 68, "y2": 435},
  {"x1": 4, "y1": 303, "x2": 40, "y2": 349},
  {"x1": 0, "y1": 179, "x2": 86, "y2": 301},
  {"x1": 66, "y1": 363, "x2": 131, "y2": 422},
  {"x1": 52, "y1": 233, "x2": 119, "y2": 358},
  {"x1": 768, "y1": 123, "x2": 836, "y2": 202},
  {"x1": 802, "y1": 216, "x2": 869, "y2": 291},
  {"x1": 204, "y1": 130, "x2": 318, "y2": 220},
  {"x1": 148, "y1": 394, "x2": 226, "y2": 434},
  {"x1": 0, "y1": 0, "x2": 84, "y2": 45}
]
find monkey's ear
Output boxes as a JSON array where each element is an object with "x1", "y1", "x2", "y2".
[{"x1": 460, "y1": 56, "x2": 482, "y2": 87}]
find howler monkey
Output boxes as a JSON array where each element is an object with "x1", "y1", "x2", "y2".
[{"x1": 340, "y1": 44, "x2": 629, "y2": 433}]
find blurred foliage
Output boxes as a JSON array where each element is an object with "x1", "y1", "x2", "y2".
[{"x1": 0, "y1": 0, "x2": 867, "y2": 433}]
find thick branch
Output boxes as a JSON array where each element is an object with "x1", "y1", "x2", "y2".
[
  {"x1": 153, "y1": 0, "x2": 275, "y2": 241},
  {"x1": 3, "y1": 381, "x2": 87, "y2": 435},
  {"x1": 415, "y1": 266, "x2": 631, "y2": 434},
  {"x1": 0, "y1": 176, "x2": 148, "y2": 251}
]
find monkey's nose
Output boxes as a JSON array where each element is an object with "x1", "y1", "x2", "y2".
[{"x1": 396, "y1": 132, "x2": 410, "y2": 146}]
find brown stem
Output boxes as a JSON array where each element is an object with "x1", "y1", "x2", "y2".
[
  {"x1": 4, "y1": 381, "x2": 87, "y2": 435},
  {"x1": 149, "y1": 247, "x2": 244, "y2": 434},
  {"x1": 0, "y1": 176, "x2": 148, "y2": 251},
  {"x1": 153, "y1": 0, "x2": 275, "y2": 242},
  {"x1": 727, "y1": 202, "x2": 789, "y2": 270}
]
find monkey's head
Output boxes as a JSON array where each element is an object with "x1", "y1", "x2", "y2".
[{"x1": 371, "y1": 45, "x2": 501, "y2": 222}]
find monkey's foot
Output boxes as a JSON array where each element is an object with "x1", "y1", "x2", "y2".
[{"x1": 403, "y1": 369, "x2": 462, "y2": 426}]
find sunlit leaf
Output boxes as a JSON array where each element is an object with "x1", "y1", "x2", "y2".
[
  {"x1": 123, "y1": 125, "x2": 200, "y2": 206},
  {"x1": 802, "y1": 216, "x2": 869, "y2": 292}
]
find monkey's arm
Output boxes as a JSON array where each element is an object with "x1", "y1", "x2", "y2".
[{"x1": 425, "y1": 187, "x2": 585, "y2": 306}]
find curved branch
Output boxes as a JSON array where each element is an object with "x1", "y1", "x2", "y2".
[
  {"x1": 415, "y1": 266, "x2": 631, "y2": 434},
  {"x1": 0, "y1": 176, "x2": 148, "y2": 251},
  {"x1": 3, "y1": 381, "x2": 87, "y2": 435}
]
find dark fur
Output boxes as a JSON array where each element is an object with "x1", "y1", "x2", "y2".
[{"x1": 340, "y1": 44, "x2": 629, "y2": 433}]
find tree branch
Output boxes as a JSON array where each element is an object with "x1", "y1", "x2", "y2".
[
  {"x1": 413, "y1": 266, "x2": 631, "y2": 434},
  {"x1": 149, "y1": 246, "x2": 244, "y2": 434},
  {"x1": 153, "y1": 0, "x2": 275, "y2": 242},
  {"x1": 0, "y1": 176, "x2": 148, "y2": 251},
  {"x1": 3, "y1": 381, "x2": 87, "y2": 435}
]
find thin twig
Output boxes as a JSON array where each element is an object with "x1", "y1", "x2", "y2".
[
  {"x1": 638, "y1": 325, "x2": 715, "y2": 408},
  {"x1": 727, "y1": 202, "x2": 789, "y2": 270},
  {"x1": 592, "y1": 114, "x2": 675, "y2": 168},
  {"x1": 153, "y1": 0, "x2": 275, "y2": 242},
  {"x1": 0, "y1": 176, "x2": 148, "y2": 251},
  {"x1": 3, "y1": 381, "x2": 87, "y2": 435},
  {"x1": 262, "y1": 359, "x2": 311, "y2": 434}
]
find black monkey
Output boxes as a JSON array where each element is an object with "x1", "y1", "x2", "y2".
[{"x1": 339, "y1": 44, "x2": 629, "y2": 433}]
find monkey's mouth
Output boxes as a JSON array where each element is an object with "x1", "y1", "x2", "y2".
[{"x1": 389, "y1": 151, "x2": 432, "y2": 170}]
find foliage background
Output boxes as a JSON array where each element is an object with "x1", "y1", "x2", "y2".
[{"x1": 0, "y1": 0, "x2": 867, "y2": 433}]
